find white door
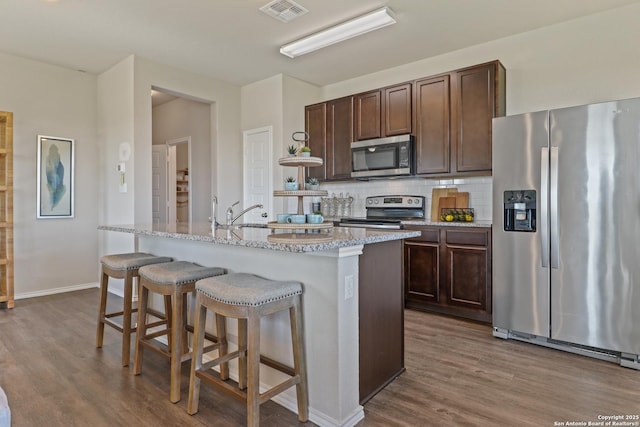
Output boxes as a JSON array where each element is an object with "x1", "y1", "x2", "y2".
[
  {"x1": 243, "y1": 127, "x2": 273, "y2": 223},
  {"x1": 151, "y1": 145, "x2": 168, "y2": 224}
]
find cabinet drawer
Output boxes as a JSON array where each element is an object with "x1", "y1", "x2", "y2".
[
  {"x1": 405, "y1": 227, "x2": 440, "y2": 243},
  {"x1": 445, "y1": 229, "x2": 488, "y2": 246}
]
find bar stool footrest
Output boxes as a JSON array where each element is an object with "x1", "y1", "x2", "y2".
[
  {"x1": 200, "y1": 350, "x2": 241, "y2": 372},
  {"x1": 260, "y1": 355, "x2": 295, "y2": 377},
  {"x1": 195, "y1": 370, "x2": 247, "y2": 402}
]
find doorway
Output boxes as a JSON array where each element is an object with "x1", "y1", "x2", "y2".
[
  {"x1": 151, "y1": 138, "x2": 191, "y2": 224},
  {"x1": 151, "y1": 87, "x2": 212, "y2": 223}
]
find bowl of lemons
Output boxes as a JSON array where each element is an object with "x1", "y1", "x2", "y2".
[{"x1": 440, "y1": 208, "x2": 474, "y2": 222}]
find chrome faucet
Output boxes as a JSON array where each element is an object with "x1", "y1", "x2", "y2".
[
  {"x1": 211, "y1": 196, "x2": 220, "y2": 227},
  {"x1": 226, "y1": 202, "x2": 264, "y2": 225}
]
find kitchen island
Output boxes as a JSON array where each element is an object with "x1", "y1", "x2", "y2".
[{"x1": 99, "y1": 223, "x2": 419, "y2": 427}]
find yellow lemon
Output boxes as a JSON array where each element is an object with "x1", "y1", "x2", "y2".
[
  {"x1": 465, "y1": 214, "x2": 473, "y2": 222},
  {"x1": 445, "y1": 214, "x2": 454, "y2": 222}
]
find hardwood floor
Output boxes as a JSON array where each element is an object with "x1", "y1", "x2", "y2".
[{"x1": 1, "y1": 289, "x2": 639, "y2": 426}]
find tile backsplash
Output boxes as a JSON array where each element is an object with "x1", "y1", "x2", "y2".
[{"x1": 316, "y1": 176, "x2": 493, "y2": 221}]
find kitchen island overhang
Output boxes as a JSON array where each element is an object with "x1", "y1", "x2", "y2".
[{"x1": 98, "y1": 223, "x2": 419, "y2": 427}]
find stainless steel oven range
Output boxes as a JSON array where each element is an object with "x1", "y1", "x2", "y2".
[{"x1": 339, "y1": 195, "x2": 425, "y2": 229}]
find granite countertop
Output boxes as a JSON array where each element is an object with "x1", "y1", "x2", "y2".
[
  {"x1": 99, "y1": 222, "x2": 421, "y2": 253},
  {"x1": 325, "y1": 217, "x2": 492, "y2": 229},
  {"x1": 401, "y1": 219, "x2": 492, "y2": 228}
]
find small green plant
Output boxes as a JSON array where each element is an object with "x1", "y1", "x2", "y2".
[
  {"x1": 285, "y1": 176, "x2": 296, "y2": 183},
  {"x1": 306, "y1": 177, "x2": 319, "y2": 185},
  {"x1": 287, "y1": 145, "x2": 298, "y2": 155},
  {"x1": 300, "y1": 146, "x2": 311, "y2": 152}
]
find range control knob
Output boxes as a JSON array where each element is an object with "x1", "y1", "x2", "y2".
[
  {"x1": 367, "y1": 199, "x2": 373, "y2": 204},
  {"x1": 407, "y1": 199, "x2": 413, "y2": 204},
  {"x1": 374, "y1": 199, "x2": 379, "y2": 204},
  {"x1": 414, "y1": 198, "x2": 421, "y2": 205}
]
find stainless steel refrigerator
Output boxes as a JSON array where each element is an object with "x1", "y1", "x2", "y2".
[{"x1": 492, "y1": 97, "x2": 640, "y2": 369}]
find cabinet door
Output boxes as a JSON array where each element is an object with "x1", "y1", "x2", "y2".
[
  {"x1": 414, "y1": 75, "x2": 450, "y2": 175},
  {"x1": 326, "y1": 96, "x2": 354, "y2": 180},
  {"x1": 354, "y1": 90, "x2": 381, "y2": 141},
  {"x1": 383, "y1": 83, "x2": 412, "y2": 136},
  {"x1": 451, "y1": 63, "x2": 496, "y2": 173},
  {"x1": 305, "y1": 103, "x2": 327, "y2": 180},
  {"x1": 404, "y1": 241, "x2": 440, "y2": 303},
  {"x1": 443, "y1": 229, "x2": 490, "y2": 314}
]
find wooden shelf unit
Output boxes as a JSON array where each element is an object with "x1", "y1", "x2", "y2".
[
  {"x1": 176, "y1": 168, "x2": 189, "y2": 222},
  {"x1": 277, "y1": 156, "x2": 328, "y2": 215},
  {"x1": 0, "y1": 111, "x2": 14, "y2": 309}
]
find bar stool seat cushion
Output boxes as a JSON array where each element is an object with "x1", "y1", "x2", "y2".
[
  {"x1": 139, "y1": 261, "x2": 225, "y2": 285},
  {"x1": 196, "y1": 273, "x2": 302, "y2": 307},
  {"x1": 101, "y1": 252, "x2": 172, "y2": 271}
]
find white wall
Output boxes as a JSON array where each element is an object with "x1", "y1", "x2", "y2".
[
  {"x1": 133, "y1": 57, "x2": 242, "y2": 222},
  {"x1": 97, "y1": 56, "x2": 242, "y2": 270},
  {"x1": 241, "y1": 74, "x2": 321, "y2": 214},
  {"x1": 97, "y1": 56, "x2": 137, "y2": 267},
  {"x1": 0, "y1": 52, "x2": 99, "y2": 298},
  {"x1": 241, "y1": 75, "x2": 285, "y2": 213},
  {"x1": 152, "y1": 97, "x2": 211, "y2": 222}
]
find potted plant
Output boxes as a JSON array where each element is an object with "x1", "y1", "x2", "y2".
[
  {"x1": 305, "y1": 177, "x2": 319, "y2": 190},
  {"x1": 284, "y1": 176, "x2": 298, "y2": 191},
  {"x1": 286, "y1": 144, "x2": 298, "y2": 157},
  {"x1": 300, "y1": 146, "x2": 311, "y2": 157}
]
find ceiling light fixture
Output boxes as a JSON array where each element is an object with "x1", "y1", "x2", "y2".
[{"x1": 280, "y1": 7, "x2": 397, "y2": 58}]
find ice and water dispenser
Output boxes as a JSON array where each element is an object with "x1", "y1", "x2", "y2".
[{"x1": 503, "y1": 190, "x2": 536, "y2": 232}]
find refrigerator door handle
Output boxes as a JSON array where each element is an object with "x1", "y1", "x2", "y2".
[
  {"x1": 550, "y1": 146, "x2": 560, "y2": 269},
  {"x1": 540, "y1": 147, "x2": 550, "y2": 267}
]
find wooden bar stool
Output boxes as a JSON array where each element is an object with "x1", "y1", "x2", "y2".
[
  {"x1": 133, "y1": 261, "x2": 226, "y2": 403},
  {"x1": 96, "y1": 252, "x2": 173, "y2": 367},
  {"x1": 187, "y1": 273, "x2": 309, "y2": 427}
]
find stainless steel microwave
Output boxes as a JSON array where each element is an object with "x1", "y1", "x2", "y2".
[{"x1": 351, "y1": 134, "x2": 414, "y2": 178}]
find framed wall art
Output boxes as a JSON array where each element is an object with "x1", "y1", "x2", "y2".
[{"x1": 37, "y1": 135, "x2": 74, "y2": 218}]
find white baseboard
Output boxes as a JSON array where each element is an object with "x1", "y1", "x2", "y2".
[{"x1": 15, "y1": 282, "x2": 99, "y2": 300}]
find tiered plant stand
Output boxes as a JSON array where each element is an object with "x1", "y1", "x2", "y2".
[{"x1": 268, "y1": 156, "x2": 332, "y2": 244}]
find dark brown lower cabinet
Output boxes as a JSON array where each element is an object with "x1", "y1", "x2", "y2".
[
  {"x1": 404, "y1": 226, "x2": 492, "y2": 323},
  {"x1": 359, "y1": 239, "x2": 404, "y2": 404}
]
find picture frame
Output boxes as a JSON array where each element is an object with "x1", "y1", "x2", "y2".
[{"x1": 37, "y1": 135, "x2": 74, "y2": 218}]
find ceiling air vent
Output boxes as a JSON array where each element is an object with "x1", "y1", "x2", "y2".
[{"x1": 260, "y1": 0, "x2": 308, "y2": 23}]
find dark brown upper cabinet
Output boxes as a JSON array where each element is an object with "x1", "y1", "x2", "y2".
[
  {"x1": 305, "y1": 96, "x2": 354, "y2": 181},
  {"x1": 305, "y1": 60, "x2": 505, "y2": 180},
  {"x1": 414, "y1": 61, "x2": 505, "y2": 177},
  {"x1": 451, "y1": 61, "x2": 506, "y2": 174},
  {"x1": 326, "y1": 96, "x2": 354, "y2": 180},
  {"x1": 305, "y1": 102, "x2": 327, "y2": 181},
  {"x1": 354, "y1": 83, "x2": 412, "y2": 141},
  {"x1": 414, "y1": 75, "x2": 450, "y2": 175}
]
